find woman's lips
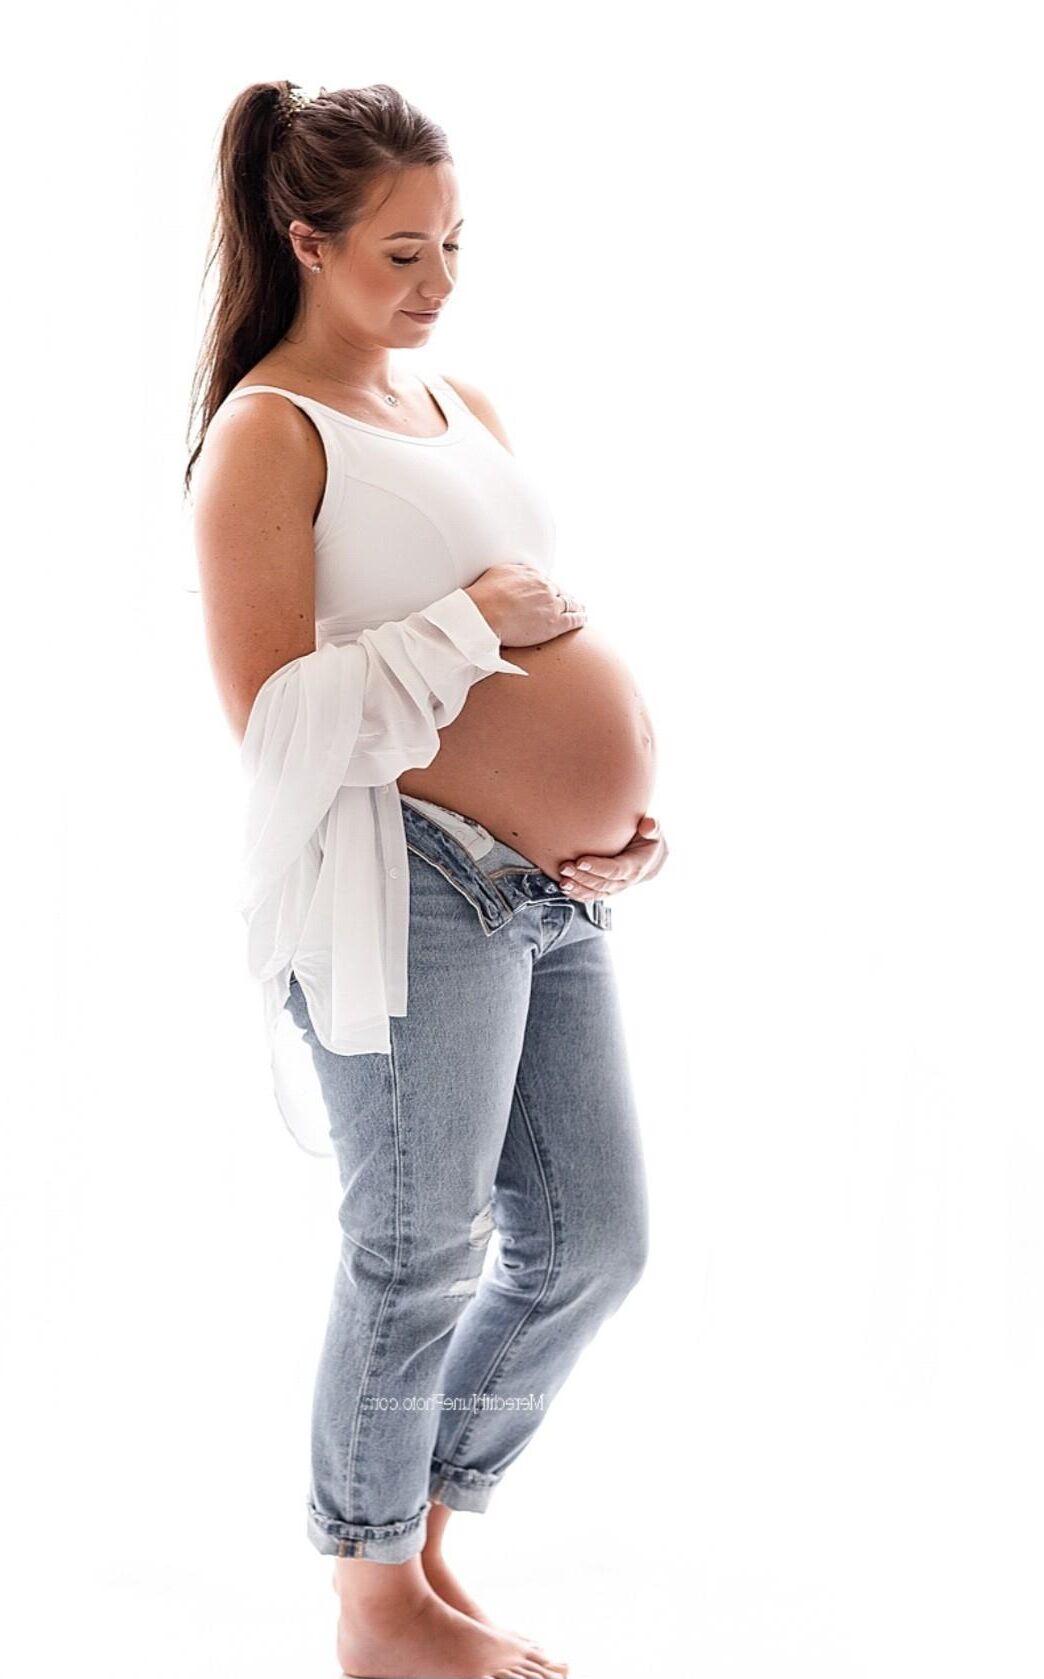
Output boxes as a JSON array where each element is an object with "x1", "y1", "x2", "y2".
[{"x1": 402, "y1": 310, "x2": 439, "y2": 323}]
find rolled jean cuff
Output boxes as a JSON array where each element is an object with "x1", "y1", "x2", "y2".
[
  {"x1": 307, "y1": 1497, "x2": 431, "y2": 1561},
  {"x1": 428, "y1": 1459, "x2": 502, "y2": 1514}
]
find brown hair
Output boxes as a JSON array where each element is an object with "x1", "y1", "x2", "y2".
[{"x1": 183, "y1": 80, "x2": 453, "y2": 498}]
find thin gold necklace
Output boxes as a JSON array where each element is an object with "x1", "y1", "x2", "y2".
[{"x1": 277, "y1": 357, "x2": 401, "y2": 406}]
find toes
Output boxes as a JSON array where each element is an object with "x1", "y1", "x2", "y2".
[
  {"x1": 495, "y1": 1667, "x2": 565, "y2": 1679},
  {"x1": 492, "y1": 1663, "x2": 569, "y2": 1679}
]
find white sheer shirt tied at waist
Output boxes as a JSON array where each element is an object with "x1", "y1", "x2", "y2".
[{"x1": 238, "y1": 585, "x2": 528, "y2": 1156}]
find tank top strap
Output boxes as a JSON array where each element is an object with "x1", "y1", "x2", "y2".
[
  {"x1": 218, "y1": 384, "x2": 340, "y2": 454},
  {"x1": 221, "y1": 384, "x2": 325, "y2": 410},
  {"x1": 424, "y1": 371, "x2": 475, "y2": 417},
  {"x1": 225, "y1": 376, "x2": 469, "y2": 430}
]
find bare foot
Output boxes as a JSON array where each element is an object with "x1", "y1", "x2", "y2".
[
  {"x1": 420, "y1": 1549, "x2": 568, "y2": 1665},
  {"x1": 419, "y1": 1508, "x2": 551, "y2": 1655},
  {"x1": 331, "y1": 1555, "x2": 551, "y2": 1654},
  {"x1": 421, "y1": 1543, "x2": 507, "y2": 1623},
  {"x1": 337, "y1": 1578, "x2": 570, "y2": 1678},
  {"x1": 331, "y1": 1501, "x2": 565, "y2": 1666}
]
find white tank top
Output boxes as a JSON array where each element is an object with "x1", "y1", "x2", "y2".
[{"x1": 218, "y1": 369, "x2": 557, "y2": 641}]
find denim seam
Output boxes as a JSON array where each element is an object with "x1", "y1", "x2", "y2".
[
  {"x1": 309, "y1": 1502, "x2": 429, "y2": 1541},
  {"x1": 344, "y1": 1030, "x2": 408, "y2": 1523},
  {"x1": 437, "y1": 1074, "x2": 559, "y2": 1466},
  {"x1": 540, "y1": 903, "x2": 576, "y2": 954},
  {"x1": 429, "y1": 1459, "x2": 500, "y2": 1488},
  {"x1": 402, "y1": 806, "x2": 522, "y2": 920},
  {"x1": 340, "y1": 1227, "x2": 394, "y2": 1272},
  {"x1": 404, "y1": 840, "x2": 501, "y2": 934}
]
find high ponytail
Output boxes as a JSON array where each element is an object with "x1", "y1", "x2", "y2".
[{"x1": 184, "y1": 80, "x2": 452, "y2": 499}]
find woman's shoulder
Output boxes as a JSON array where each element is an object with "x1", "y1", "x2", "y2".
[
  {"x1": 195, "y1": 375, "x2": 326, "y2": 509},
  {"x1": 436, "y1": 372, "x2": 514, "y2": 454}
]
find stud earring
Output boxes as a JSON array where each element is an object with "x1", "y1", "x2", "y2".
[{"x1": 311, "y1": 263, "x2": 321, "y2": 273}]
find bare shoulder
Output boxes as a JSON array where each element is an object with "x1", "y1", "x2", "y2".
[
  {"x1": 193, "y1": 388, "x2": 326, "y2": 521},
  {"x1": 198, "y1": 385, "x2": 324, "y2": 477},
  {"x1": 438, "y1": 373, "x2": 514, "y2": 455}
]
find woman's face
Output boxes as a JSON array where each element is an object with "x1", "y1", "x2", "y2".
[{"x1": 290, "y1": 162, "x2": 463, "y2": 346}]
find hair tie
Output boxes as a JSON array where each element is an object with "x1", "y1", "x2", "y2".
[{"x1": 279, "y1": 83, "x2": 326, "y2": 135}]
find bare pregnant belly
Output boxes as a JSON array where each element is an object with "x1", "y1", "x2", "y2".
[{"x1": 396, "y1": 626, "x2": 657, "y2": 880}]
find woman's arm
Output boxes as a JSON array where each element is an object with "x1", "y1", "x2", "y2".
[{"x1": 192, "y1": 393, "x2": 324, "y2": 743}]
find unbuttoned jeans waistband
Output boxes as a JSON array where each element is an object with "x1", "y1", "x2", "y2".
[{"x1": 399, "y1": 796, "x2": 612, "y2": 934}]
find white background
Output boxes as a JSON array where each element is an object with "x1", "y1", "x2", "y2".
[{"x1": 3, "y1": 3, "x2": 1042, "y2": 1675}]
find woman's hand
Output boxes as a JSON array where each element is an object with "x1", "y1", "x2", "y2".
[
  {"x1": 466, "y1": 561, "x2": 587, "y2": 647},
  {"x1": 556, "y1": 815, "x2": 668, "y2": 901}
]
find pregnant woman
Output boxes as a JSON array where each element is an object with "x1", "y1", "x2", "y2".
[{"x1": 188, "y1": 81, "x2": 668, "y2": 1679}]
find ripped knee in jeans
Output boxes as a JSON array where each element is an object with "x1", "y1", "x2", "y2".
[{"x1": 445, "y1": 1196, "x2": 496, "y2": 1298}]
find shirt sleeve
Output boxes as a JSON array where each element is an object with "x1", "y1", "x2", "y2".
[{"x1": 238, "y1": 586, "x2": 528, "y2": 917}]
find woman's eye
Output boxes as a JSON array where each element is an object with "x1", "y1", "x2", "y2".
[{"x1": 390, "y1": 243, "x2": 461, "y2": 266}]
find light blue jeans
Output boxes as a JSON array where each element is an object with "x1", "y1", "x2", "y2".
[{"x1": 283, "y1": 794, "x2": 650, "y2": 1561}]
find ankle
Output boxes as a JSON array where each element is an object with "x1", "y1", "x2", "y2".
[
  {"x1": 335, "y1": 1553, "x2": 432, "y2": 1614},
  {"x1": 423, "y1": 1498, "x2": 452, "y2": 1555}
]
